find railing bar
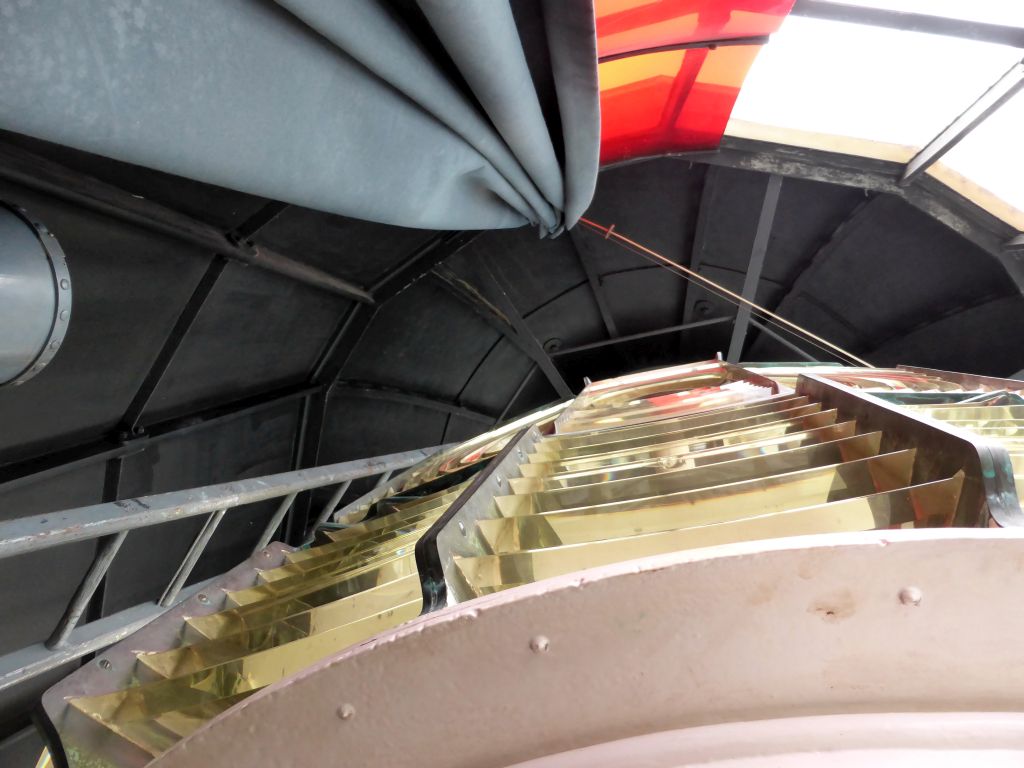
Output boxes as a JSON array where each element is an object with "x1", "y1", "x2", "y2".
[
  {"x1": 159, "y1": 509, "x2": 227, "y2": 607},
  {"x1": 253, "y1": 492, "x2": 298, "y2": 553},
  {"x1": 311, "y1": 479, "x2": 352, "y2": 533},
  {"x1": 0, "y1": 444, "x2": 453, "y2": 560},
  {"x1": 45, "y1": 531, "x2": 128, "y2": 650},
  {"x1": 373, "y1": 470, "x2": 394, "y2": 489}
]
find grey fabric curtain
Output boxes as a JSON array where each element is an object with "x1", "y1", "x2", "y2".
[{"x1": 0, "y1": 0, "x2": 599, "y2": 233}]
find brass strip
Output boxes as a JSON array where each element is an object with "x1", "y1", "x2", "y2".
[
  {"x1": 504, "y1": 433, "x2": 882, "y2": 514},
  {"x1": 457, "y1": 474, "x2": 963, "y2": 594},
  {"x1": 533, "y1": 403, "x2": 825, "y2": 459}
]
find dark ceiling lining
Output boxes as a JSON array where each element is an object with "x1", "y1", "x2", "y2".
[{"x1": 3, "y1": 133, "x2": 1024, "y2": 753}]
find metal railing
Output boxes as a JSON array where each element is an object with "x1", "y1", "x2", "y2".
[{"x1": 0, "y1": 444, "x2": 445, "y2": 693}]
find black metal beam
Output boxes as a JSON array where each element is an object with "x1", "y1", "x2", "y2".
[
  {"x1": 0, "y1": 383, "x2": 320, "y2": 493},
  {"x1": 118, "y1": 256, "x2": 228, "y2": 434},
  {"x1": 435, "y1": 262, "x2": 573, "y2": 399},
  {"x1": 901, "y1": 60, "x2": 1024, "y2": 186},
  {"x1": 791, "y1": 0, "x2": 1024, "y2": 48},
  {"x1": 497, "y1": 365, "x2": 536, "y2": 423},
  {"x1": 333, "y1": 382, "x2": 495, "y2": 423},
  {"x1": 727, "y1": 174, "x2": 783, "y2": 362},
  {"x1": 229, "y1": 201, "x2": 290, "y2": 243},
  {"x1": 0, "y1": 141, "x2": 373, "y2": 304},
  {"x1": 371, "y1": 231, "x2": 481, "y2": 302},
  {"x1": 678, "y1": 138, "x2": 1024, "y2": 294},
  {"x1": 748, "y1": 318, "x2": 820, "y2": 363},
  {"x1": 568, "y1": 228, "x2": 620, "y2": 338},
  {"x1": 310, "y1": 304, "x2": 378, "y2": 387},
  {"x1": 552, "y1": 317, "x2": 732, "y2": 357}
]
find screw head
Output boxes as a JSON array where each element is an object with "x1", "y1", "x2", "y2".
[
  {"x1": 529, "y1": 635, "x2": 550, "y2": 653},
  {"x1": 898, "y1": 587, "x2": 923, "y2": 606},
  {"x1": 458, "y1": 521, "x2": 466, "y2": 536},
  {"x1": 59, "y1": 279, "x2": 70, "y2": 290},
  {"x1": 197, "y1": 593, "x2": 210, "y2": 605},
  {"x1": 337, "y1": 703, "x2": 356, "y2": 721},
  {"x1": 98, "y1": 659, "x2": 112, "y2": 670}
]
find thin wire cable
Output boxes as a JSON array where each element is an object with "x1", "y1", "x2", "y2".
[{"x1": 578, "y1": 217, "x2": 874, "y2": 368}]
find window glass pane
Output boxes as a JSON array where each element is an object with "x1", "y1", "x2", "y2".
[{"x1": 730, "y1": 15, "x2": 1022, "y2": 147}]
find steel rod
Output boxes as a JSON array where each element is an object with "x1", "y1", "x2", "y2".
[
  {"x1": 578, "y1": 218, "x2": 872, "y2": 367},
  {"x1": 748, "y1": 319, "x2": 820, "y2": 363},
  {"x1": 253, "y1": 492, "x2": 298, "y2": 553},
  {"x1": 728, "y1": 175, "x2": 783, "y2": 362},
  {"x1": 159, "y1": 509, "x2": 227, "y2": 607},
  {"x1": 552, "y1": 317, "x2": 731, "y2": 356},
  {"x1": 374, "y1": 470, "x2": 394, "y2": 489},
  {"x1": 45, "y1": 531, "x2": 128, "y2": 650},
  {"x1": 310, "y1": 479, "x2": 353, "y2": 534},
  {"x1": 901, "y1": 60, "x2": 1024, "y2": 185}
]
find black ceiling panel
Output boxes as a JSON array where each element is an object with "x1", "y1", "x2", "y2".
[
  {"x1": 319, "y1": 395, "x2": 448, "y2": 465},
  {"x1": 762, "y1": 195, "x2": 1012, "y2": 357},
  {"x1": 448, "y1": 228, "x2": 587, "y2": 316},
  {"x1": 138, "y1": 262, "x2": 348, "y2": 424},
  {"x1": 103, "y1": 402, "x2": 299, "y2": 614},
  {"x1": 339, "y1": 278, "x2": 502, "y2": 402},
  {"x1": 457, "y1": 338, "x2": 538, "y2": 415},
  {"x1": 0, "y1": 181, "x2": 210, "y2": 461},
  {"x1": 577, "y1": 159, "x2": 706, "y2": 276},
  {"x1": 871, "y1": 295, "x2": 1024, "y2": 376},
  {"x1": 255, "y1": 206, "x2": 438, "y2": 287}
]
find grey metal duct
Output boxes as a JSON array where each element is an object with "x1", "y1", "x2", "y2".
[{"x1": 0, "y1": 203, "x2": 71, "y2": 387}]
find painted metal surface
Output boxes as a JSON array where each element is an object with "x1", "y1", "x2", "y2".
[
  {"x1": 152, "y1": 529, "x2": 1024, "y2": 768},
  {"x1": 0, "y1": 202, "x2": 71, "y2": 386}
]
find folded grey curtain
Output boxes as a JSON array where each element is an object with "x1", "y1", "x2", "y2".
[{"x1": 0, "y1": 0, "x2": 599, "y2": 233}]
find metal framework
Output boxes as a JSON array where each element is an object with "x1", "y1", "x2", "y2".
[
  {"x1": 791, "y1": 1, "x2": 1024, "y2": 48},
  {"x1": 727, "y1": 174, "x2": 783, "y2": 362},
  {"x1": 901, "y1": 59, "x2": 1024, "y2": 186},
  {"x1": 0, "y1": 444, "x2": 444, "y2": 693}
]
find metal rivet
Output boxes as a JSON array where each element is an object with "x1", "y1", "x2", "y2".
[
  {"x1": 517, "y1": 448, "x2": 524, "y2": 459},
  {"x1": 529, "y1": 635, "x2": 550, "y2": 653},
  {"x1": 263, "y1": 550, "x2": 272, "y2": 558},
  {"x1": 59, "y1": 279, "x2": 70, "y2": 290},
  {"x1": 59, "y1": 310, "x2": 70, "y2": 321},
  {"x1": 336, "y1": 703, "x2": 355, "y2": 721},
  {"x1": 898, "y1": 587, "x2": 923, "y2": 606},
  {"x1": 49, "y1": 340, "x2": 60, "y2": 349},
  {"x1": 98, "y1": 659, "x2": 112, "y2": 670},
  {"x1": 197, "y1": 593, "x2": 210, "y2": 604},
  {"x1": 458, "y1": 521, "x2": 466, "y2": 536},
  {"x1": 496, "y1": 476, "x2": 504, "y2": 487}
]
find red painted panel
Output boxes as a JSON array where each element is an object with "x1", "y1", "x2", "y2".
[{"x1": 595, "y1": 0, "x2": 794, "y2": 164}]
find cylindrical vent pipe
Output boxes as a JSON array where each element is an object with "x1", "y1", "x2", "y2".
[{"x1": 0, "y1": 202, "x2": 72, "y2": 387}]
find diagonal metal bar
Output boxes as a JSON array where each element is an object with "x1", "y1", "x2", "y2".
[
  {"x1": 791, "y1": 0, "x2": 1024, "y2": 48},
  {"x1": 728, "y1": 174, "x2": 783, "y2": 362},
  {"x1": 229, "y1": 201, "x2": 289, "y2": 242},
  {"x1": 568, "y1": 228, "x2": 620, "y2": 338},
  {"x1": 307, "y1": 479, "x2": 353, "y2": 539},
  {"x1": 553, "y1": 317, "x2": 732, "y2": 357},
  {"x1": 46, "y1": 531, "x2": 128, "y2": 650},
  {"x1": 497, "y1": 365, "x2": 536, "y2": 423},
  {"x1": 0, "y1": 141, "x2": 373, "y2": 303},
  {"x1": 477, "y1": 259, "x2": 573, "y2": 399},
  {"x1": 159, "y1": 509, "x2": 227, "y2": 607},
  {"x1": 371, "y1": 231, "x2": 481, "y2": 303},
  {"x1": 254, "y1": 492, "x2": 298, "y2": 553},
  {"x1": 749, "y1": 318, "x2": 819, "y2": 362},
  {"x1": 1006, "y1": 234, "x2": 1024, "y2": 252},
  {"x1": 901, "y1": 59, "x2": 1024, "y2": 186},
  {"x1": 119, "y1": 256, "x2": 229, "y2": 433}
]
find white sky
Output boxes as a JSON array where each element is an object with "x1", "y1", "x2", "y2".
[{"x1": 730, "y1": 4, "x2": 1024, "y2": 216}]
